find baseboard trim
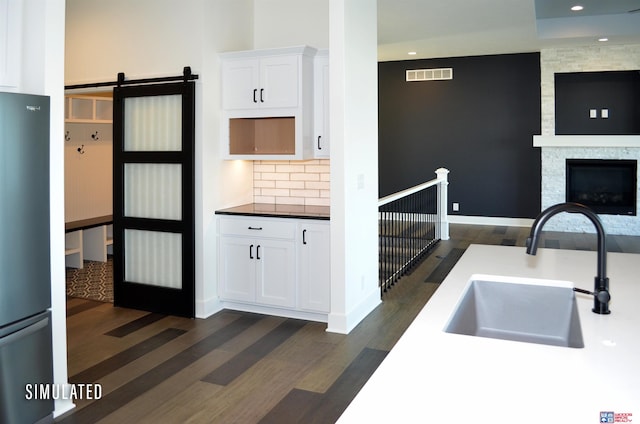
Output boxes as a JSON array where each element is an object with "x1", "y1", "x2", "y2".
[
  {"x1": 448, "y1": 215, "x2": 534, "y2": 227},
  {"x1": 326, "y1": 288, "x2": 381, "y2": 334},
  {"x1": 219, "y1": 301, "x2": 329, "y2": 323}
]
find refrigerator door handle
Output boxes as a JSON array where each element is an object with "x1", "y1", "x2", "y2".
[{"x1": 0, "y1": 316, "x2": 49, "y2": 348}]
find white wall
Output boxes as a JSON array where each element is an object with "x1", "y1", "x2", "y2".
[
  {"x1": 65, "y1": 0, "x2": 255, "y2": 318},
  {"x1": 253, "y1": 0, "x2": 329, "y2": 50},
  {"x1": 327, "y1": 0, "x2": 380, "y2": 333}
]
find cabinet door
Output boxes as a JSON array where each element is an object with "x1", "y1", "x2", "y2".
[
  {"x1": 255, "y1": 239, "x2": 296, "y2": 308},
  {"x1": 260, "y1": 55, "x2": 299, "y2": 109},
  {"x1": 218, "y1": 236, "x2": 256, "y2": 302},
  {"x1": 313, "y1": 54, "x2": 330, "y2": 158},
  {"x1": 222, "y1": 58, "x2": 260, "y2": 110},
  {"x1": 298, "y1": 223, "x2": 330, "y2": 312}
]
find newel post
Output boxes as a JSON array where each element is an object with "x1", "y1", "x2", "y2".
[{"x1": 436, "y1": 168, "x2": 450, "y2": 240}]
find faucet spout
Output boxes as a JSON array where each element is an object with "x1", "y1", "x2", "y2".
[{"x1": 525, "y1": 202, "x2": 611, "y2": 314}]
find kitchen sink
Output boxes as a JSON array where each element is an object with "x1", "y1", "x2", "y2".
[{"x1": 444, "y1": 275, "x2": 584, "y2": 348}]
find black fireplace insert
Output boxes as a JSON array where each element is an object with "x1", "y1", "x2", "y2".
[{"x1": 566, "y1": 159, "x2": 637, "y2": 215}]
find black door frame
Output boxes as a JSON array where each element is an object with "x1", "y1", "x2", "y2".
[{"x1": 112, "y1": 79, "x2": 196, "y2": 318}]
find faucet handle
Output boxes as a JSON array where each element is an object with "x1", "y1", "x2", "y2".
[{"x1": 596, "y1": 289, "x2": 611, "y2": 304}]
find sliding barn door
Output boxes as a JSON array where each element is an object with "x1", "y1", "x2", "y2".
[{"x1": 112, "y1": 82, "x2": 195, "y2": 317}]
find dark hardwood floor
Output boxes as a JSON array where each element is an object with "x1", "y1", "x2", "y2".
[{"x1": 57, "y1": 224, "x2": 640, "y2": 423}]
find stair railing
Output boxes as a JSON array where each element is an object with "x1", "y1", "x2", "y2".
[{"x1": 378, "y1": 168, "x2": 449, "y2": 295}]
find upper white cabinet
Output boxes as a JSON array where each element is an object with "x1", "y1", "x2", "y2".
[
  {"x1": 313, "y1": 50, "x2": 330, "y2": 158},
  {"x1": 220, "y1": 46, "x2": 317, "y2": 160},
  {"x1": 65, "y1": 95, "x2": 113, "y2": 123},
  {"x1": 222, "y1": 55, "x2": 299, "y2": 110}
]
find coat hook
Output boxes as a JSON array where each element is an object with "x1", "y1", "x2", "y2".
[
  {"x1": 91, "y1": 131, "x2": 99, "y2": 140},
  {"x1": 65, "y1": 130, "x2": 71, "y2": 141},
  {"x1": 77, "y1": 144, "x2": 85, "y2": 154}
]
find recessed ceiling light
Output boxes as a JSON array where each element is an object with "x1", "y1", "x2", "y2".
[
  {"x1": 408, "y1": 51, "x2": 417, "y2": 55},
  {"x1": 598, "y1": 37, "x2": 609, "y2": 42},
  {"x1": 571, "y1": 5, "x2": 584, "y2": 11}
]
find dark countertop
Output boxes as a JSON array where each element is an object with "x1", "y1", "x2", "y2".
[{"x1": 215, "y1": 203, "x2": 330, "y2": 220}]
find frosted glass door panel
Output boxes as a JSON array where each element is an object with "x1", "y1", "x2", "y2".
[
  {"x1": 124, "y1": 95, "x2": 182, "y2": 151},
  {"x1": 125, "y1": 229, "x2": 182, "y2": 289},
  {"x1": 124, "y1": 163, "x2": 182, "y2": 220}
]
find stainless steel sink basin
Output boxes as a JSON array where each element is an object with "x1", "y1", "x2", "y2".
[{"x1": 444, "y1": 275, "x2": 584, "y2": 348}]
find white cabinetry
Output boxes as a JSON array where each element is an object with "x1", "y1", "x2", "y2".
[
  {"x1": 64, "y1": 95, "x2": 113, "y2": 123},
  {"x1": 298, "y1": 221, "x2": 330, "y2": 312},
  {"x1": 222, "y1": 55, "x2": 299, "y2": 110},
  {"x1": 220, "y1": 46, "x2": 316, "y2": 160},
  {"x1": 217, "y1": 215, "x2": 330, "y2": 320},
  {"x1": 218, "y1": 217, "x2": 296, "y2": 308},
  {"x1": 313, "y1": 50, "x2": 330, "y2": 158}
]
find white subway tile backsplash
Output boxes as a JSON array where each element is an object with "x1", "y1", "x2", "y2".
[
  {"x1": 276, "y1": 196, "x2": 306, "y2": 205},
  {"x1": 253, "y1": 159, "x2": 330, "y2": 205},
  {"x1": 261, "y1": 172, "x2": 291, "y2": 181},
  {"x1": 261, "y1": 188, "x2": 291, "y2": 197},
  {"x1": 305, "y1": 197, "x2": 330, "y2": 206},
  {"x1": 275, "y1": 164, "x2": 305, "y2": 173},
  {"x1": 291, "y1": 173, "x2": 321, "y2": 181},
  {"x1": 276, "y1": 180, "x2": 305, "y2": 189},
  {"x1": 255, "y1": 195, "x2": 276, "y2": 203},
  {"x1": 254, "y1": 164, "x2": 276, "y2": 173},
  {"x1": 254, "y1": 179, "x2": 276, "y2": 188},
  {"x1": 305, "y1": 181, "x2": 330, "y2": 190}
]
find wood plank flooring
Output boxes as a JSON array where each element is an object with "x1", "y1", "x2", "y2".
[{"x1": 57, "y1": 224, "x2": 640, "y2": 424}]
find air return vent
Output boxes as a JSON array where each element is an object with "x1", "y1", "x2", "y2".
[{"x1": 406, "y1": 68, "x2": 453, "y2": 82}]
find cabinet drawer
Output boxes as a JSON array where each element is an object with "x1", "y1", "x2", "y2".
[{"x1": 219, "y1": 217, "x2": 296, "y2": 239}]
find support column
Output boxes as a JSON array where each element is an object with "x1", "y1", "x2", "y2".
[
  {"x1": 436, "y1": 168, "x2": 450, "y2": 241},
  {"x1": 327, "y1": 0, "x2": 380, "y2": 334}
]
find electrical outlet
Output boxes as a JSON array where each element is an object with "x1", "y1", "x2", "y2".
[
  {"x1": 452, "y1": 202, "x2": 460, "y2": 212},
  {"x1": 589, "y1": 109, "x2": 597, "y2": 119},
  {"x1": 601, "y1": 108, "x2": 609, "y2": 119}
]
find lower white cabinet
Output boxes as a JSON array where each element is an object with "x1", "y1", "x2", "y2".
[
  {"x1": 298, "y1": 221, "x2": 331, "y2": 312},
  {"x1": 219, "y1": 236, "x2": 296, "y2": 308},
  {"x1": 217, "y1": 215, "x2": 330, "y2": 319}
]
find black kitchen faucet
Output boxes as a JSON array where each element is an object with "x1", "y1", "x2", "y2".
[{"x1": 525, "y1": 202, "x2": 611, "y2": 314}]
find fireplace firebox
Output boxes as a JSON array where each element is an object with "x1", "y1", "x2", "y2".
[{"x1": 566, "y1": 159, "x2": 637, "y2": 216}]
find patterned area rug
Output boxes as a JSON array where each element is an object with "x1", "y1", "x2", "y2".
[{"x1": 66, "y1": 258, "x2": 113, "y2": 303}]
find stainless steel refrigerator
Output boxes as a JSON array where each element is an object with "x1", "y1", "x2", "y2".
[{"x1": 0, "y1": 92, "x2": 54, "y2": 424}]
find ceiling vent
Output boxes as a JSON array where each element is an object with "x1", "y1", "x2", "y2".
[{"x1": 406, "y1": 68, "x2": 453, "y2": 82}]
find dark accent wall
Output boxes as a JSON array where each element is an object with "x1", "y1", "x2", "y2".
[
  {"x1": 378, "y1": 53, "x2": 541, "y2": 219},
  {"x1": 555, "y1": 70, "x2": 640, "y2": 135}
]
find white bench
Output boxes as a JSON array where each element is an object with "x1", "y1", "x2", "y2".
[{"x1": 65, "y1": 215, "x2": 113, "y2": 269}]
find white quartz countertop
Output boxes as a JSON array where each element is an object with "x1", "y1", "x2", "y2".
[{"x1": 338, "y1": 244, "x2": 639, "y2": 424}]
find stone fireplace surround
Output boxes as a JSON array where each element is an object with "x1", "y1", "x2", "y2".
[
  {"x1": 537, "y1": 45, "x2": 640, "y2": 236},
  {"x1": 534, "y1": 135, "x2": 640, "y2": 235}
]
